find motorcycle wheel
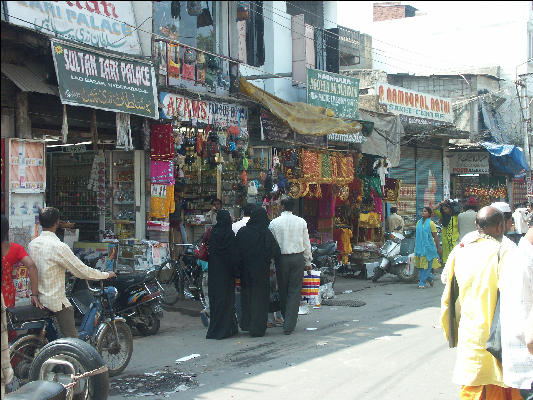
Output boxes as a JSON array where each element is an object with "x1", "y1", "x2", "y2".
[
  {"x1": 28, "y1": 338, "x2": 109, "y2": 400},
  {"x1": 398, "y1": 264, "x2": 419, "y2": 283},
  {"x1": 95, "y1": 320, "x2": 133, "y2": 377},
  {"x1": 136, "y1": 307, "x2": 161, "y2": 336},
  {"x1": 10, "y1": 334, "x2": 48, "y2": 384},
  {"x1": 159, "y1": 263, "x2": 180, "y2": 305},
  {"x1": 371, "y1": 267, "x2": 385, "y2": 283}
]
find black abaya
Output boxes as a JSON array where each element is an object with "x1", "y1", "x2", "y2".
[
  {"x1": 206, "y1": 210, "x2": 238, "y2": 340},
  {"x1": 236, "y1": 208, "x2": 281, "y2": 337}
]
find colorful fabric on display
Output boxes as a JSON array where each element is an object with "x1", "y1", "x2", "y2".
[
  {"x1": 303, "y1": 199, "x2": 318, "y2": 216},
  {"x1": 358, "y1": 212, "x2": 381, "y2": 228},
  {"x1": 384, "y1": 178, "x2": 400, "y2": 202},
  {"x1": 151, "y1": 160, "x2": 175, "y2": 185},
  {"x1": 320, "y1": 153, "x2": 332, "y2": 182},
  {"x1": 151, "y1": 124, "x2": 174, "y2": 161},
  {"x1": 150, "y1": 185, "x2": 175, "y2": 219},
  {"x1": 362, "y1": 176, "x2": 383, "y2": 201},
  {"x1": 302, "y1": 150, "x2": 320, "y2": 181},
  {"x1": 371, "y1": 188, "x2": 384, "y2": 221},
  {"x1": 318, "y1": 185, "x2": 335, "y2": 218}
]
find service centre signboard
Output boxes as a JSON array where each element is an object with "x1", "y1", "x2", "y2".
[
  {"x1": 51, "y1": 40, "x2": 158, "y2": 118},
  {"x1": 307, "y1": 68, "x2": 360, "y2": 120},
  {"x1": 376, "y1": 82, "x2": 453, "y2": 124},
  {"x1": 6, "y1": 1, "x2": 142, "y2": 55},
  {"x1": 449, "y1": 152, "x2": 490, "y2": 174}
]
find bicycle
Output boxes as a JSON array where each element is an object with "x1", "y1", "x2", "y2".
[{"x1": 158, "y1": 242, "x2": 207, "y2": 309}]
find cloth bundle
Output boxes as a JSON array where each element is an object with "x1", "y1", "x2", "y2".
[{"x1": 151, "y1": 160, "x2": 175, "y2": 185}]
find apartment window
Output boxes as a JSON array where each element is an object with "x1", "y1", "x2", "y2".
[{"x1": 246, "y1": 1, "x2": 265, "y2": 67}]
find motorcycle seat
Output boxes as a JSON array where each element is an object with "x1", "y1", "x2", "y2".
[
  {"x1": 5, "y1": 380, "x2": 66, "y2": 400},
  {"x1": 313, "y1": 242, "x2": 337, "y2": 256},
  {"x1": 113, "y1": 272, "x2": 148, "y2": 291},
  {"x1": 7, "y1": 305, "x2": 52, "y2": 324}
]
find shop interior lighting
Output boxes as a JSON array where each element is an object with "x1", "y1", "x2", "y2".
[{"x1": 457, "y1": 173, "x2": 480, "y2": 177}]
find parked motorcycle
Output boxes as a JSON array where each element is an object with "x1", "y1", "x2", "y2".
[
  {"x1": 311, "y1": 241, "x2": 342, "y2": 287},
  {"x1": 8, "y1": 280, "x2": 133, "y2": 381},
  {"x1": 69, "y1": 270, "x2": 164, "y2": 336},
  {"x1": 6, "y1": 338, "x2": 109, "y2": 400},
  {"x1": 371, "y1": 229, "x2": 417, "y2": 283}
]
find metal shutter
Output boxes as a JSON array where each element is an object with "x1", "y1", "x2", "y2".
[
  {"x1": 389, "y1": 146, "x2": 417, "y2": 227},
  {"x1": 416, "y1": 147, "x2": 443, "y2": 217}
]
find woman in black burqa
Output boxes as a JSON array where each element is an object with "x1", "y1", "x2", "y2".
[
  {"x1": 206, "y1": 210, "x2": 239, "y2": 339},
  {"x1": 236, "y1": 207, "x2": 281, "y2": 337}
]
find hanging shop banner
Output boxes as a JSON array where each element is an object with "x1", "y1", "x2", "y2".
[
  {"x1": 51, "y1": 40, "x2": 158, "y2": 118},
  {"x1": 159, "y1": 92, "x2": 248, "y2": 127},
  {"x1": 449, "y1": 152, "x2": 490, "y2": 174},
  {"x1": 260, "y1": 110, "x2": 327, "y2": 148},
  {"x1": 376, "y1": 82, "x2": 453, "y2": 124},
  {"x1": 307, "y1": 68, "x2": 360, "y2": 120},
  {"x1": 9, "y1": 140, "x2": 46, "y2": 192},
  {"x1": 6, "y1": 1, "x2": 141, "y2": 55}
]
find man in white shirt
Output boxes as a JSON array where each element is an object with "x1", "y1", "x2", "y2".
[
  {"x1": 28, "y1": 207, "x2": 116, "y2": 338},
  {"x1": 500, "y1": 227, "x2": 533, "y2": 398},
  {"x1": 232, "y1": 203, "x2": 256, "y2": 235},
  {"x1": 269, "y1": 197, "x2": 312, "y2": 335},
  {"x1": 458, "y1": 196, "x2": 478, "y2": 240},
  {"x1": 512, "y1": 206, "x2": 531, "y2": 235}
]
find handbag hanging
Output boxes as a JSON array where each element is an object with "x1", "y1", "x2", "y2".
[{"x1": 197, "y1": 2, "x2": 213, "y2": 28}]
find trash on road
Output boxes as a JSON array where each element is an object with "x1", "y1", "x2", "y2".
[
  {"x1": 176, "y1": 353, "x2": 201, "y2": 363},
  {"x1": 316, "y1": 341, "x2": 328, "y2": 346},
  {"x1": 342, "y1": 289, "x2": 353, "y2": 294},
  {"x1": 306, "y1": 327, "x2": 318, "y2": 331},
  {"x1": 110, "y1": 368, "x2": 197, "y2": 397},
  {"x1": 298, "y1": 304, "x2": 310, "y2": 315}
]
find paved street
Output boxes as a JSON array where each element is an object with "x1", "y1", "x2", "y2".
[{"x1": 110, "y1": 275, "x2": 458, "y2": 400}]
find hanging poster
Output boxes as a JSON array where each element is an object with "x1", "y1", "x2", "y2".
[
  {"x1": 5, "y1": 1, "x2": 142, "y2": 55},
  {"x1": 9, "y1": 140, "x2": 46, "y2": 192},
  {"x1": 51, "y1": 39, "x2": 158, "y2": 118},
  {"x1": 73, "y1": 242, "x2": 118, "y2": 272}
]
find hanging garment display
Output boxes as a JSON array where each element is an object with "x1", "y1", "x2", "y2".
[
  {"x1": 187, "y1": 1, "x2": 202, "y2": 16},
  {"x1": 116, "y1": 113, "x2": 133, "y2": 151},
  {"x1": 151, "y1": 160, "x2": 175, "y2": 185},
  {"x1": 320, "y1": 153, "x2": 332, "y2": 183},
  {"x1": 150, "y1": 185, "x2": 175, "y2": 219},
  {"x1": 205, "y1": 54, "x2": 219, "y2": 87},
  {"x1": 371, "y1": 188, "x2": 384, "y2": 221},
  {"x1": 384, "y1": 178, "x2": 400, "y2": 202},
  {"x1": 151, "y1": 124, "x2": 174, "y2": 161},
  {"x1": 318, "y1": 185, "x2": 334, "y2": 218},
  {"x1": 88, "y1": 151, "x2": 107, "y2": 214},
  {"x1": 197, "y1": 2, "x2": 213, "y2": 27},
  {"x1": 302, "y1": 150, "x2": 320, "y2": 181},
  {"x1": 168, "y1": 44, "x2": 180, "y2": 78},
  {"x1": 196, "y1": 51, "x2": 206, "y2": 83},
  {"x1": 182, "y1": 46, "x2": 196, "y2": 81}
]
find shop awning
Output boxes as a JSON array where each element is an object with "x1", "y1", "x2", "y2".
[
  {"x1": 240, "y1": 77, "x2": 362, "y2": 136},
  {"x1": 1, "y1": 63, "x2": 57, "y2": 96},
  {"x1": 359, "y1": 110, "x2": 403, "y2": 167},
  {"x1": 481, "y1": 141, "x2": 530, "y2": 176}
]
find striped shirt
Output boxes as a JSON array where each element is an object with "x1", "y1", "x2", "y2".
[{"x1": 28, "y1": 231, "x2": 110, "y2": 312}]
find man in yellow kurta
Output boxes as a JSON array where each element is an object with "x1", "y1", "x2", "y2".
[{"x1": 440, "y1": 206, "x2": 522, "y2": 400}]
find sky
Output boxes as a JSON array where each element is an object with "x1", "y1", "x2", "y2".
[{"x1": 336, "y1": 1, "x2": 530, "y2": 79}]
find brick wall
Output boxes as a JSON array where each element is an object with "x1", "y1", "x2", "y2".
[{"x1": 373, "y1": 3, "x2": 407, "y2": 22}]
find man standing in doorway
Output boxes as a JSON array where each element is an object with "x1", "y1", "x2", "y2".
[
  {"x1": 269, "y1": 197, "x2": 312, "y2": 335},
  {"x1": 441, "y1": 206, "x2": 521, "y2": 400},
  {"x1": 28, "y1": 207, "x2": 116, "y2": 338}
]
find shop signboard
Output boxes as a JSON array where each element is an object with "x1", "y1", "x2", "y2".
[
  {"x1": 51, "y1": 40, "x2": 158, "y2": 118},
  {"x1": 449, "y1": 152, "x2": 490, "y2": 174},
  {"x1": 327, "y1": 132, "x2": 366, "y2": 144},
  {"x1": 260, "y1": 110, "x2": 327, "y2": 148},
  {"x1": 376, "y1": 82, "x2": 453, "y2": 124},
  {"x1": 396, "y1": 183, "x2": 417, "y2": 228},
  {"x1": 307, "y1": 68, "x2": 360, "y2": 119},
  {"x1": 159, "y1": 92, "x2": 248, "y2": 128},
  {"x1": 6, "y1": 1, "x2": 141, "y2": 55}
]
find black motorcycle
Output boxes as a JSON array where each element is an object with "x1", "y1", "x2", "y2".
[
  {"x1": 311, "y1": 241, "x2": 342, "y2": 287},
  {"x1": 69, "y1": 269, "x2": 164, "y2": 336}
]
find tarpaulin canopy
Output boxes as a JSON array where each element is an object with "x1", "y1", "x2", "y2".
[
  {"x1": 359, "y1": 110, "x2": 403, "y2": 167},
  {"x1": 481, "y1": 141, "x2": 530, "y2": 176},
  {"x1": 240, "y1": 77, "x2": 362, "y2": 136}
]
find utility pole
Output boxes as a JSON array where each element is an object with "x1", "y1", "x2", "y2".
[{"x1": 516, "y1": 75, "x2": 532, "y2": 204}]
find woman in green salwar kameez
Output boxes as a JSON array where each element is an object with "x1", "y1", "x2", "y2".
[{"x1": 433, "y1": 200, "x2": 459, "y2": 265}]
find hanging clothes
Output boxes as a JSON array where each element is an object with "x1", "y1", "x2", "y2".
[
  {"x1": 318, "y1": 185, "x2": 335, "y2": 218},
  {"x1": 150, "y1": 185, "x2": 175, "y2": 219},
  {"x1": 371, "y1": 188, "x2": 384, "y2": 222},
  {"x1": 151, "y1": 160, "x2": 175, "y2": 185},
  {"x1": 151, "y1": 124, "x2": 174, "y2": 161},
  {"x1": 116, "y1": 113, "x2": 133, "y2": 151}
]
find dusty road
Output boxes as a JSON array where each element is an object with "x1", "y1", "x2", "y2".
[{"x1": 109, "y1": 275, "x2": 458, "y2": 400}]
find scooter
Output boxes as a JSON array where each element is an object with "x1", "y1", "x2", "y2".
[
  {"x1": 371, "y1": 229, "x2": 417, "y2": 283},
  {"x1": 6, "y1": 337, "x2": 109, "y2": 400}
]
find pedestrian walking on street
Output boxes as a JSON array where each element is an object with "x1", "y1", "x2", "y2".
[
  {"x1": 441, "y1": 206, "x2": 522, "y2": 400},
  {"x1": 236, "y1": 207, "x2": 281, "y2": 337},
  {"x1": 458, "y1": 196, "x2": 478, "y2": 240},
  {"x1": 269, "y1": 197, "x2": 312, "y2": 335},
  {"x1": 500, "y1": 227, "x2": 533, "y2": 399},
  {"x1": 434, "y1": 200, "x2": 459, "y2": 264},
  {"x1": 414, "y1": 206, "x2": 442, "y2": 289},
  {"x1": 206, "y1": 210, "x2": 239, "y2": 340}
]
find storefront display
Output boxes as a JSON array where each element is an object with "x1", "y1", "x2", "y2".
[{"x1": 452, "y1": 175, "x2": 508, "y2": 208}]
